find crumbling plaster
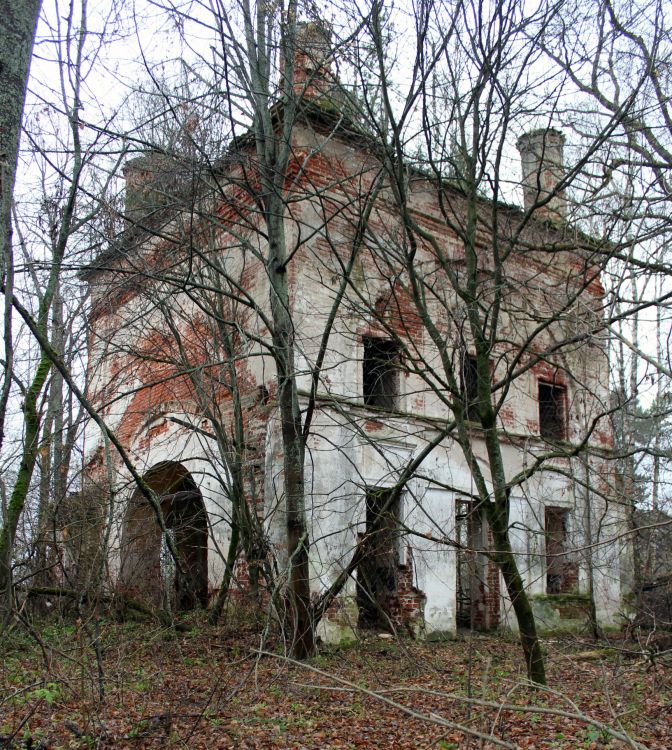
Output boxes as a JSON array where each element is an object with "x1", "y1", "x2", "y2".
[{"x1": 83, "y1": 81, "x2": 624, "y2": 637}]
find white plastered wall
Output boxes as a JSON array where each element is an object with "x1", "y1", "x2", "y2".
[{"x1": 105, "y1": 412, "x2": 232, "y2": 590}]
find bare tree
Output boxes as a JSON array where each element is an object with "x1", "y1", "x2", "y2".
[
  {"x1": 0, "y1": 0, "x2": 87, "y2": 617},
  {"x1": 0, "y1": 0, "x2": 127, "y2": 620},
  {"x1": 320, "y1": 0, "x2": 631, "y2": 683},
  {"x1": 80, "y1": 1, "x2": 393, "y2": 658},
  {"x1": 539, "y1": 0, "x2": 672, "y2": 634}
]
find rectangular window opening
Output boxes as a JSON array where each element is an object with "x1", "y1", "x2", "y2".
[
  {"x1": 455, "y1": 498, "x2": 500, "y2": 629},
  {"x1": 461, "y1": 354, "x2": 480, "y2": 421},
  {"x1": 363, "y1": 337, "x2": 399, "y2": 409},
  {"x1": 538, "y1": 381, "x2": 566, "y2": 440}
]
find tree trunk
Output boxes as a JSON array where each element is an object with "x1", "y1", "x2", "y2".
[
  {"x1": 0, "y1": 0, "x2": 42, "y2": 277},
  {"x1": 267, "y1": 205, "x2": 314, "y2": 659},
  {"x1": 491, "y1": 527, "x2": 547, "y2": 686},
  {"x1": 273, "y1": 289, "x2": 314, "y2": 659},
  {"x1": 0, "y1": 1, "x2": 42, "y2": 461},
  {"x1": 208, "y1": 524, "x2": 239, "y2": 625},
  {"x1": 0, "y1": 352, "x2": 52, "y2": 620}
]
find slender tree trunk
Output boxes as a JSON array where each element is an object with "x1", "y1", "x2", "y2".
[
  {"x1": 208, "y1": 525, "x2": 240, "y2": 625},
  {"x1": 491, "y1": 526, "x2": 546, "y2": 686},
  {"x1": 579, "y1": 454, "x2": 602, "y2": 640},
  {"x1": 33, "y1": 402, "x2": 55, "y2": 600},
  {"x1": 267, "y1": 210, "x2": 314, "y2": 657},
  {"x1": 32, "y1": 284, "x2": 64, "y2": 593},
  {"x1": 0, "y1": 0, "x2": 42, "y2": 455},
  {"x1": 479, "y1": 359, "x2": 547, "y2": 684},
  {"x1": 652, "y1": 275, "x2": 663, "y2": 512},
  {"x1": 0, "y1": 352, "x2": 52, "y2": 620}
]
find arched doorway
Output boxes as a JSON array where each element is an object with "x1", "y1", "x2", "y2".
[{"x1": 120, "y1": 462, "x2": 208, "y2": 610}]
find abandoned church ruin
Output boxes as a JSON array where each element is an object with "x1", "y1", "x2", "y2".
[{"x1": 83, "y1": 25, "x2": 626, "y2": 640}]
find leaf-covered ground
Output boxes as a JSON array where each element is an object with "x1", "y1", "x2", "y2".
[{"x1": 1, "y1": 613, "x2": 669, "y2": 749}]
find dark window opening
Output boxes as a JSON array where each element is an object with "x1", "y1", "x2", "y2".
[
  {"x1": 257, "y1": 384, "x2": 270, "y2": 405},
  {"x1": 538, "y1": 381, "x2": 566, "y2": 440},
  {"x1": 461, "y1": 354, "x2": 480, "y2": 421},
  {"x1": 455, "y1": 499, "x2": 480, "y2": 627},
  {"x1": 363, "y1": 337, "x2": 399, "y2": 409},
  {"x1": 357, "y1": 487, "x2": 400, "y2": 629},
  {"x1": 545, "y1": 506, "x2": 576, "y2": 594}
]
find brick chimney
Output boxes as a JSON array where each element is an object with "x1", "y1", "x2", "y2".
[
  {"x1": 516, "y1": 128, "x2": 566, "y2": 221},
  {"x1": 123, "y1": 153, "x2": 192, "y2": 226},
  {"x1": 281, "y1": 21, "x2": 340, "y2": 103},
  {"x1": 123, "y1": 155, "x2": 160, "y2": 222}
]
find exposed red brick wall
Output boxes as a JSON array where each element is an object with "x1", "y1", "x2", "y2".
[{"x1": 392, "y1": 548, "x2": 427, "y2": 631}]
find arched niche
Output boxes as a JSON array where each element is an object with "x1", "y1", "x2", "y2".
[{"x1": 120, "y1": 462, "x2": 208, "y2": 610}]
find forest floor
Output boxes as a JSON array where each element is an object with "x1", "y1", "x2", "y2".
[{"x1": 0, "y1": 610, "x2": 670, "y2": 750}]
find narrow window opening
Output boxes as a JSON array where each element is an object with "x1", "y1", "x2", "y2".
[
  {"x1": 461, "y1": 354, "x2": 480, "y2": 421},
  {"x1": 545, "y1": 506, "x2": 575, "y2": 594},
  {"x1": 363, "y1": 337, "x2": 399, "y2": 409},
  {"x1": 538, "y1": 381, "x2": 566, "y2": 439}
]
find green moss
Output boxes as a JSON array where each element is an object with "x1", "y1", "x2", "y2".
[
  {"x1": 530, "y1": 593, "x2": 592, "y2": 634},
  {"x1": 532, "y1": 592, "x2": 589, "y2": 604},
  {"x1": 426, "y1": 629, "x2": 457, "y2": 642}
]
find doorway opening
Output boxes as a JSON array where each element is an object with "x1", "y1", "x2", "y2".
[
  {"x1": 545, "y1": 506, "x2": 576, "y2": 594},
  {"x1": 357, "y1": 487, "x2": 400, "y2": 629},
  {"x1": 455, "y1": 499, "x2": 499, "y2": 629},
  {"x1": 120, "y1": 462, "x2": 208, "y2": 610}
]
